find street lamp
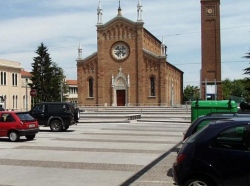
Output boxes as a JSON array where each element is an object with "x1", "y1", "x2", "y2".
[
  {"x1": 41, "y1": 59, "x2": 45, "y2": 102},
  {"x1": 59, "y1": 68, "x2": 65, "y2": 102},
  {"x1": 25, "y1": 78, "x2": 28, "y2": 111}
]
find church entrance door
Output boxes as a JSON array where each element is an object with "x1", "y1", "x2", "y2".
[{"x1": 116, "y1": 90, "x2": 125, "y2": 106}]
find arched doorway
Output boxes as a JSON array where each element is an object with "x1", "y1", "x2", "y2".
[{"x1": 111, "y1": 66, "x2": 130, "y2": 106}]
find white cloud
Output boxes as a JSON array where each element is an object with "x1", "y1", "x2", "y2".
[{"x1": 0, "y1": 0, "x2": 249, "y2": 85}]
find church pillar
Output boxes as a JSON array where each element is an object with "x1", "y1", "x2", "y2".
[
  {"x1": 159, "y1": 58, "x2": 167, "y2": 106},
  {"x1": 136, "y1": 23, "x2": 145, "y2": 106},
  {"x1": 127, "y1": 74, "x2": 130, "y2": 106},
  {"x1": 111, "y1": 75, "x2": 115, "y2": 106},
  {"x1": 126, "y1": 87, "x2": 130, "y2": 106},
  {"x1": 112, "y1": 87, "x2": 116, "y2": 106}
]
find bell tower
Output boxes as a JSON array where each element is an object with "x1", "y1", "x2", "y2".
[{"x1": 200, "y1": 0, "x2": 222, "y2": 100}]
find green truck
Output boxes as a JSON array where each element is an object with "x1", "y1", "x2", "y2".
[{"x1": 191, "y1": 99, "x2": 238, "y2": 122}]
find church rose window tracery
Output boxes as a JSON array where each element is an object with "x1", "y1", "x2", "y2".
[{"x1": 111, "y1": 42, "x2": 130, "y2": 61}]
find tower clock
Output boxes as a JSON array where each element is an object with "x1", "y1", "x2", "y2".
[{"x1": 200, "y1": 0, "x2": 222, "y2": 100}]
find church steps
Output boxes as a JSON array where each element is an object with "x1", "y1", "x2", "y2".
[{"x1": 79, "y1": 106, "x2": 191, "y2": 122}]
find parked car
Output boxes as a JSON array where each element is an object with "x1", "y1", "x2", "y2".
[
  {"x1": 183, "y1": 112, "x2": 250, "y2": 141},
  {"x1": 0, "y1": 111, "x2": 39, "y2": 142},
  {"x1": 29, "y1": 102, "x2": 80, "y2": 132},
  {"x1": 172, "y1": 117, "x2": 250, "y2": 186}
]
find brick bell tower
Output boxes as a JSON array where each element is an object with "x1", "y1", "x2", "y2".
[{"x1": 200, "y1": 0, "x2": 222, "y2": 100}]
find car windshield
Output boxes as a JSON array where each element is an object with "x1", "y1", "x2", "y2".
[
  {"x1": 16, "y1": 113, "x2": 35, "y2": 121},
  {"x1": 185, "y1": 124, "x2": 209, "y2": 144}
]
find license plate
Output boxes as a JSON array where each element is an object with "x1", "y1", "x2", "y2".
[{"x1": 29, "y1": 124, "x2": 35, "y2": 128}]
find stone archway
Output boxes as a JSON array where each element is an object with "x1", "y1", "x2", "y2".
[{"x1": 111, "y1": 66, "x2": 130, "y2": 106}]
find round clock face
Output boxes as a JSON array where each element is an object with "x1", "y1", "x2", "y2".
[
  {"x1": 207, "y1": 8, "x2": 213, "y2": 14},
  {"x1": 111, "y1": 42, "x2": 129, "y2": 60}
]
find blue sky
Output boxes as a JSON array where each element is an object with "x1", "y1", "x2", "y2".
[{"x1": 0, "y1": 0, "x2": 249, "y2": 88}]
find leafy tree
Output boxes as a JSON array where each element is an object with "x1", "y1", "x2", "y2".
[
  {"x1": 242, "y1": 48, "x2": 250, "y2": 101},
  {"x1": 29, "y1": 43, "x2": 68, "y2": 105},
  {"x1": 222, "y1": 79, "x2": 246, "y2": 101},
  {"x1": 183, "y1": 85, "x2": 199, "y2": 102},
  {"x1": 221, "y1": 78, "x2": 232, "y2": 99}
]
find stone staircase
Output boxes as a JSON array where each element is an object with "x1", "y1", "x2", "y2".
[{"x1": 78, "y1": 106, "x2": 191, "y2": 123}]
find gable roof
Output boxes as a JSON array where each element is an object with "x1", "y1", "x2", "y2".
[
  {"x1": 66, "y1": 80, "x2": 77, "y2": 85},
  {"x1": 21, "y1": 70, "x2": 32, "y2": 78}
]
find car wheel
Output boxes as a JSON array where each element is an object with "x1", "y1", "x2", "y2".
[
  {"x1": 74, "y1": 108, "x2": 80, "y2": 121},
  {"x1": 25, "y1": 135, "x2": 36, "y2": 140},
  {"x1": 184, "y1": 177, "x2": 213, "y2": 186},
  {"x1": 50, "y1": 119, "x2": 63, "y2": 132},
  {"x1": 8, "y1": 131, "x2": 20, "y2": 142}
]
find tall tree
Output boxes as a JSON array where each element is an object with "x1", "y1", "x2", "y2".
[
  {"x1": 29, "y1": 43, "x2": 68, "y2": 104},
  {"x1": 242, "y1": 48, "x2": 250, "y2": 101},
  {"x1": 221, "y1": 78, "x2": 232, "y2": 100},
  {"x1": 183, "y1": 85, "x2": 199, "y2": 102},
  {"x1": 243, "y1": 48, "x2": 250, "y2": 74}
]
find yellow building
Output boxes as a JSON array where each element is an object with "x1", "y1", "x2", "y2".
[{"x1": 0, "y1": 59, "x2": 31, "y2": 111}]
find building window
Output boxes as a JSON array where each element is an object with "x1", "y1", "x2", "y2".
[
  {"x1": 88, "y1": 78, "x2": 94, "y2": 97},
  {"x1": 0, "y1": 72, "x2": 7, "y2": 85},
  {"x1": 12, "y1": 95, "x2": 15, "y2": 109},
  {"x1": 12, "y1": 95, "x2": 18, "y2": 109},
  {"x1": 12, "y1": 73, "x2": 18, "y2": 86},
  {"x1": 15, "y1": 73, "x2": 18, "y2": 86},
  {"x1": 0, "y1": 72, "x2": 2, "y2": 85},
  {"x1": 15, "y1": 95, "x2": 18, "y2": 109},
  {"x1": 150, "y1": 76, "x2": 155, "y2": 96}
]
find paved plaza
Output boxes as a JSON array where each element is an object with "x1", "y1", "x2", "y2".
[{"x1": 0, "y1": 119, "x2": 189, "y2": 186}]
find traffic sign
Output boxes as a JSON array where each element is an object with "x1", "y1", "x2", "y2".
[{"x1": 30, "y1": 89, "x2": 37, "y2": 97}]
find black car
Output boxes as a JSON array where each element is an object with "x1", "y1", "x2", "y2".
[
  {"x1": 183, "y1": 112, "x2": 250, "y2": 141},
  {"x1": 173, "y1": 117, "x2": 250, "y2": 186},
  {"x1": 29, "y1": 102, "x2": 80, "y2": 132}
]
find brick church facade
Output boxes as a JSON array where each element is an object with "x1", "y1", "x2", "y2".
[{"x1": 77, "y1": 1, "x2": 183, "y2": 106}]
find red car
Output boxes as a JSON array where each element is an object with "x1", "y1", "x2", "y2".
[{"x1": 0, "y1": 111, "x2": 39, "y2": 142}]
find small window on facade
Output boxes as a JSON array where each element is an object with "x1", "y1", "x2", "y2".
[
  {"x1": 150, "y1": 76, "x2": 155, "y2": 96},
  {"x1": 1, "y1": 72, "x2": 7, "y2": 85},
  {"x1": 12, "y1": 95, "x2": 15, "y2": 109},
  {"x1": 0, "y1": 72, "x2": 2, "y2": 85},
  {"x1": 12, "y1": 73, "x2": 15, "y2": 86},
  {"x1": 4, "y1": 72, "x2": 7, "y2": 85},
  {"x1": 15, "y1": 73, "x2": 18, "y2": 86},
  {"x1": 89, "y1": 78, "x2": 93, "y2": 97}
]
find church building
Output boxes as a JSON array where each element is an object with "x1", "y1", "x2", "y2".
[{"x1": 77, "y1": 1, "x2": 183, "y2": 106}]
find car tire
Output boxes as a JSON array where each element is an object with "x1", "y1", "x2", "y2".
[
  {"x1": 50, "y1": 119, "x2": 63, "y2": 132},
  {"x1": 8, "y1": 131, "x2": 20, "y2": 142},
  {"x1": 184, "y1": 177, "x2": 213, "y2": 186},
  {"x1": 74, "y1": 108, "x2": 80, "y2": 122},
  {"x1": 25, "y1": 135, "x2": 36, "y2": 140}
]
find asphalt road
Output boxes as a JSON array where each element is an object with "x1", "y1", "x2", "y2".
[{"x1": 0, "y1": 120, "x2": 189, "y2": 186}]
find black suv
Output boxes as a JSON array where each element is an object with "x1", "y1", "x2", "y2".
[
  {"x1": 29, "y1": 102, "x2": 80, "y2": 132},
  {"x1": 183, "y1": 112, "x2": 250, "y2": 141}
]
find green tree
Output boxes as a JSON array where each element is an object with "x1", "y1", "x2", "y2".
[
  {"x1": 222, "y1": 79, "x2": 246, "y2": 100},
  {"x1": 29, "y1": 43, "x2": 68, "y2": 104},
  {"x1": 221, "y1": 78, "x2": 232, "y2": 99},
  {"x1": 242, "y1": 48, "x2": 250, "y2": 101},
  {"x1": 183, "y1": 85, "x2": 199, "y2": 102}
]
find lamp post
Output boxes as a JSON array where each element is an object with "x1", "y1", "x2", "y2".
[
  {"x1": 60, "y1": 80, "x2": 63, "y2": 102},
  {"x1": 25, "y1": 78, "x2": 28, "y2": 111},
  {"x1": 59, "y1": 68, "x2": 65, "y2": 102},
  {"x1": 41, "y1": 59, "x2": 45, "y2": 102}
]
